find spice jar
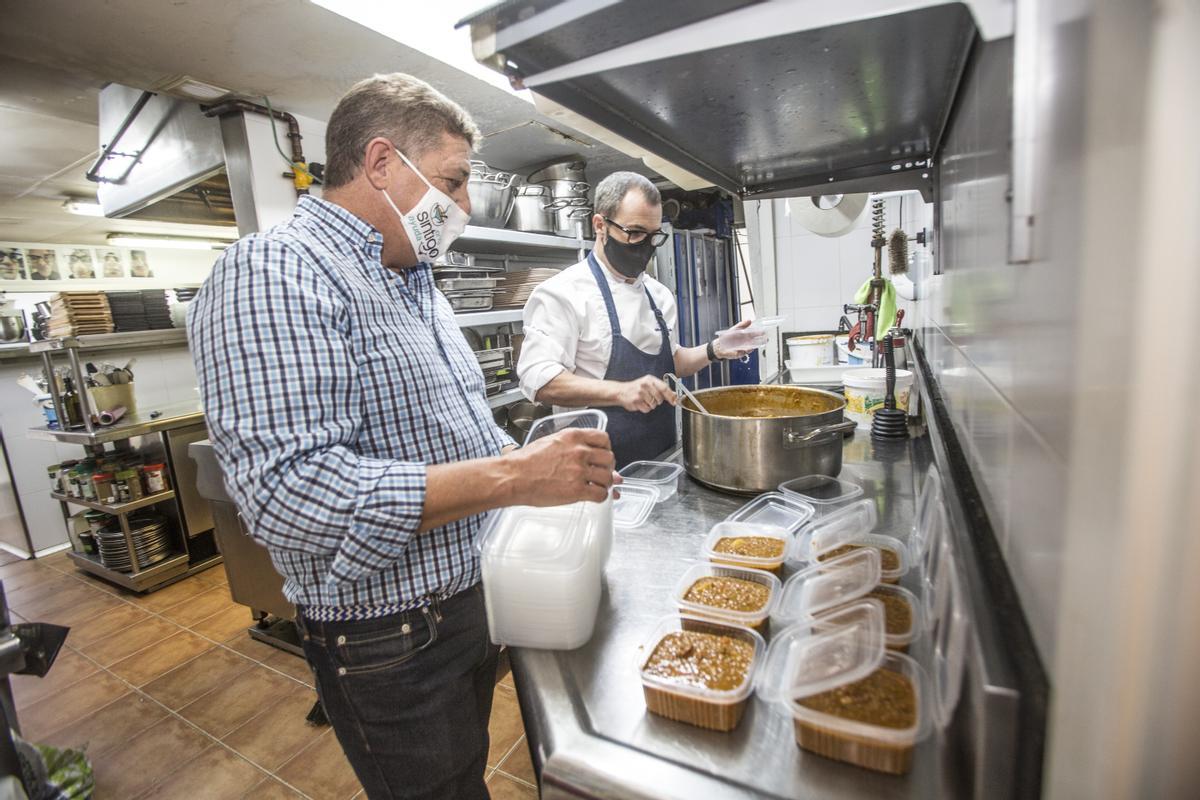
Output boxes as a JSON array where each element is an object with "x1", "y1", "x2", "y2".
[
  {"x1": 142, "y1": 463, "x2": 169, "y2": 494},
  {"x1": 114, "y1": 469, "x2": 143, "y2": 502},
  {"x1": 84, "y1": 510, "x2": 111, "y2": 535},
  {"x1": 47, "y1": 464, "x2": 61, "y2": 493},
  {"x1": 91, "y1": 472, "x2": 116, "y2": 505},
  {"x1": 58, "y1": 460, "x2": 78, "y2": 495},
  {"x1": 77, "y1": 464, "x2": 97, "y2": 501}
]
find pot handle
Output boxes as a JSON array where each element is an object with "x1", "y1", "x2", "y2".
[{"x1": 783, "y1": 419, "x2": 857, "y2": 446}]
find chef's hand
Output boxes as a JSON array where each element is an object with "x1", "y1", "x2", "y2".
[
  {"x1": 713, "y1": 318, "x2": 754, "y2": 360},
  {"x1": 618, "y1": 375, "x2": 677, "y2": 413},
  {"x1": 510, "y1": 428, "x2": 618, "y2": 505}
]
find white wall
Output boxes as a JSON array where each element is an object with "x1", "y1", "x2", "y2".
[{"x1": 238, "y1": 111, "x2": 328, "y2": 232}]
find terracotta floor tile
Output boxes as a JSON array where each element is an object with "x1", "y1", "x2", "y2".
[
  {"x1": 78, "y1": 616, "x2": 184, "y2": 666},
  {"x1": 91, "y1": 716, "x2": 210, "y2": 799},
  {"x1": 40, "y1": 692, "x2": 166, "y2": 758},
  {"x1": 487, "y1": 771, "x2": 538, "y2": 799},
  {"x1": 497, "y1": 736, "x2": 536, "y2": 787},
  {"x1": 239, "y1": 778, "x2": 306, "y2": 799},
  {"x1": 40, "y1": 589, "x2": 125, "y2": 629},
  {"x1": 135, "y1": 744, "x2": 266, "y2": 800},
  {"x1": 190, "y1": 603, "x2": 255, "y2": 643},
  {"x1": 222, "y1": 632, "x2": 281, "y2": 663},
  {"x1": 11, "y1": 647, "x2": 99, "y2": 710},
  {"x1": 488, "y1": 684, "x2": 527, "y2": 768},
  {"x1": 19, "y1": 670, "x2": 128, "y2": 742},
  {"x1": 221, "y1": 683, "x2": 324, "y2": 771},
  {"x1": 67, "y1": 602, "x2": 151, "y2": 648},
  {"x1": 276, "y1": 730, "x2": 363, "y2": 800},
  {"x1": 260, "y1": 648, "x2": 315, "y2": 688},
  {"x1": 108, "y1": 631, "x2": 215, "y2": 687},
  {"x1": 178, "y1": 663, "x2": 295, "y2": 738},
  {"x1": 160, "y1": 584, "x2": 237, "y2": 627},
  {"x1": 191, "y1": 564, "x2": 229, "y2": 587},
  {"x1": 5, "y1": 570, "x2": 77, "y2": 606},
  {"x1": 142, "y1": 646, "x2": 255, "y2": 710},
  {"x1": 127, "y1": 575, "x2": 213, "y2": 612},
  {"x1": 10, "y1": 579, "x2": 96, "y2": 619}
]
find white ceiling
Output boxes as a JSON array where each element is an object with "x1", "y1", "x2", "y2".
[{"x1": 0, "y1": 0, "x2": 650, "y2": 244}]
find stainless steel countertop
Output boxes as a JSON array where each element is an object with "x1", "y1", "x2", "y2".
[
  {"x1": 27, "y1": 398, "x2": 204, "y2": 445},
  {"x1": 510, "y1": 433, "x2": 964, "y2": 799}
]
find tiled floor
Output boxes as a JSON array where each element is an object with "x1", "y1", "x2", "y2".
[{"x1": 1, "y1": 550, "x2": 537, "y2": 799}]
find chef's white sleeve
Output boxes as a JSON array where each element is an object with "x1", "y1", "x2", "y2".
[{"x1": 517, "y1": 286, "x2": 578, "y2": 402}]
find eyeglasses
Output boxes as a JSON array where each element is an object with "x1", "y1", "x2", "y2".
[{"x1": 603, "y1": 217, "x2": 669, "y2": 247}]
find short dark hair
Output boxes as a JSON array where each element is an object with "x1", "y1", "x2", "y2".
[
  {"x1": 594, "y1": 171, "x2": 661, "y2": 217},
  {"x1": 323, "y1": 73, "x2": 481, "y2": 188}
]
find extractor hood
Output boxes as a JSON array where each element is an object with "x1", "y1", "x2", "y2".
[{"x1": 460, "y1": 1, "x2": 1012, "y2": 200}]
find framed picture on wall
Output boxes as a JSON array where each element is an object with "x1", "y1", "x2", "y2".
[
  {"x1": 65, "y1": 247, "x2": 96, "y2": 279},
  {"x1": 25, "y1": 248, "x2": 60, "y2": 280},
  {"x1": 95, "y1": 248, "x2": 126, "y2": 278},
  {"x1": 129, "y1": 249, "x2": 153, "y2": 278},
  {"x1": 0, "y1": 248, "x2": 25, "y2": 280}
]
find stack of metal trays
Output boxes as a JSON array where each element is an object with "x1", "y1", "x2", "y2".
[
  {"x1": 96, "y1": 514, "x2": 173, "y2": 572},
  {"x1": 446, "y1": 291, "x2": 496, "y2": 312},
  {"x1": 437, "y1": 276, "x2": 501, "y2": 292},
  {"x1": 493, "y1": 268, "x2": 560, "y2": 309}
]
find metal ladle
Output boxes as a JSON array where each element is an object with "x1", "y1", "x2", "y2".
[{"x1": 663, "y1": 373, "x2": 711, "y2": 415}]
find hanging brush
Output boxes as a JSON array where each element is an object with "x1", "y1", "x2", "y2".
[{"x1": 888, "y1": 227, "x2": 909, "y2": 275}]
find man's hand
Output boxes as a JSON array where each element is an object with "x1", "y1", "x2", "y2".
[
  {"x1": 617, "y1": 375, "x2": 677, "y2": 413},
  {"x1": 509, "y1": 428, "x2": 617, "y2": 505}
]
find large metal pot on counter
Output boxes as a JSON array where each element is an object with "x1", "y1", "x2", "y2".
[{"x1": 681, "y1": 385, "x2": 857, "y2": 494}]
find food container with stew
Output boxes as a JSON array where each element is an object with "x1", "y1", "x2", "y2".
[
  {"x1": 703, "y1": 521, "x2": 791, "y2": 574},
  {"x1": 638, "y1": 614, "x2": 765, "y2": 732},
  {"x1": 618, "y1": 460, "x2": 685, "y2": 502},
  {"x1": 792, "y1": 499, "x2": 910, "y2": 583},
  {"x1": 681, "y1": 385, "x2": 857, "y2": 494},
  {"x1": 672, "y1": 562, "x2": 781, "y2": 631},
  {"x1": 756, "y1": 601, "x2": 931, "y2": 774},
  {"x1": 774, "y1": 548, "x2": 921, "y2": 652}
]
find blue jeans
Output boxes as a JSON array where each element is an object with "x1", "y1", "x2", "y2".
[{"x1": 297, "y1": 584, "x2": 500, "y2": 799}]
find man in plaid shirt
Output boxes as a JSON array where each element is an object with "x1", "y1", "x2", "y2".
[{"x1": 189, "y1": 73, "x2": 616, "y2": 799}]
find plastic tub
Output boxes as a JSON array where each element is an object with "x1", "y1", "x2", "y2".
[
  {"x1": 673, "y1": 563, "x2": 780, "y2": 631},
  {"x1": 778, "y1": 475, "x2": 864, "y2": 516},
  {"x1": 612, "y1": 483, "x2": 657, "y2": 529},
  {"x1": 725, "y1": 492, "x2": 814, "y2": 535},
  {"x1": 842, "y1": 368, "x2": 914, "y2": 429},
  {"x1": 639, "y1": 614, "x2": 765, "y2": 731},
  {"x1": 715, "y1": 315, "x2": 783, "y2": 351},
  {"x1": 618, "y1": 460, "x2": 685, "y2": 502},
  {"x1": 786, "y1": 335, "x2": 835, "y2": 368},
  {"x1": 704, "y1": 521, "x2": 791, "y2": 574},
  {"x1": 757, "y1": 602, "x2": 931, "y2": 775},
  {"x1": 791, "y1": 500, "x2": 909, "y2": 583}
]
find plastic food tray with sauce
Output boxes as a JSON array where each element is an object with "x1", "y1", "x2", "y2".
[
  {"x1": 672, "y1": 562, "x2": 781, "y2": 631},
  {"x1": 638, "y1": 614, "x2": 765, "y2": 732},
  {"x1": 703, "y1": 520, "x2": 791, "y2": 574}
]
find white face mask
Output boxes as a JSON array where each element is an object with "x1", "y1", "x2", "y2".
[{"x1": 380, "y1": 148, "x2": 470, "y2": 264}]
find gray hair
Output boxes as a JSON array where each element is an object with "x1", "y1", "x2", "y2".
[
  {"x1": 594, "y1": 171, "x2": 661, "y2": 217},
  {"x1": 323, "y1": 73, "x2": 481, "y2": 188}
]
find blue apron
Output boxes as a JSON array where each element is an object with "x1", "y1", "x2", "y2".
[{"x1": 587, "y1": 253, "x2": 677, "y2": 468}]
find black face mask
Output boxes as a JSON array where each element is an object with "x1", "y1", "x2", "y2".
[{"x1": 603, "y1": 235, "x2": 656, "y2": 278}]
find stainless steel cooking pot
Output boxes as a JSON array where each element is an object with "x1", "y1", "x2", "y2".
[
  {"x1": 546, "y1": 198, "x2": 593, "y2": 237},
  {"x1": 540, "y1": 179, "x2": 591, "y2": 200},
  {"x1": 467, "y1": 162, "x2": 518, "y2": 228},
  {"x1": 681, "y1": 385, "x2": 857, "y2": 494},
  {"x1": 508, "y1": 184, "x2": 556, "y2": 233},
  {"x1": 528, "y1": 159, "x2": 587, "y2": 183}
]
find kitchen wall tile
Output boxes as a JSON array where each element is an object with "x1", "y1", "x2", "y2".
[
  {"x1": 17, "y1": 487, "x2": 68, "y2": 552},
  {"x1": 789, "y1": 235, "x2": 841, "y2": 309}
]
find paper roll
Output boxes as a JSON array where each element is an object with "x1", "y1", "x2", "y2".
[{"x1": 788, "y1": 193, "x2": 869, "y2": 237}]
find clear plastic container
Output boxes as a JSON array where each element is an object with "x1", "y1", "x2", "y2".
[
  {"x1": 704, "y1": 520, "x2": 791, "y2": 574},
  {"x1": 612, "y1": 483, "x2": 657, "y2": 529},
  {"x1": 777, "y1": 475, "x2": 864, "y2": 516},
  {"x1": 618, "y1": 460, "x2": 685, "y2": 502},
  {"x1": 715, "y1": 315, "x2": 784, "y2": 351},
  {"x1": 725, "y1": 492, "x2": 814, "y2": 534},
  {"x1": 757, "y1": 602, "x2": 932, "y2": 775},
  {"x1": 638, "y1": 614, "x2": 765, "y2": 732},
  {"x1": 790, "y1": 499, "x2": 908, "y2": 582},
  {"x1": 523, "y1": 408, "x2": 608, "y2": 447},
  {"x1": 909, "y1": 464, "x2": 944, "y2": 564},
  {"x1": 672, "y1": 562, "x2": 781, "y2": 630}
]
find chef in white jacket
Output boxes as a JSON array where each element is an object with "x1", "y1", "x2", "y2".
[{"x1": 516, "y1": 172, "x2": 748, "y2": 467}]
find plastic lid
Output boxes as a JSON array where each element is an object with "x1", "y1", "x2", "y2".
[
  {"x1": 673, "y1": 562, "x2": 781, "y2": 625},
  {"x1": 931, "y1": 557, "x2": 969, "y2": 728},
  {"x1": 619, "y1": 460, "x2": 684, "y2": 485},
  {"x1": 777, "y1": 474, "x2": 864, "y2": 507},
  {"x1": 775, "y1": 547, "x2": 881, "y2": 621},
  {"x1": 476, "y1": 503, "x2": 592, "y2": 571},
  {"x1": 725, "y1": 492, "x2": 814, "y2": 534},
  {"x1": 523, "y1": 408, "x2": 607, "y2": 447},
  {"x1": 921, "y1": 512, "x2": 952, "y2": 625},
  {"x1": 755, "y1": 600, "x2": 886, "y2": 703},
  {"x1": 612, "y1": 484, "x2": 656, "y2": 529},
  {"x1": 795, "y1": 499, "x2": 877, "y2": 559},
  {"x1": 910, "y1": 465, "x2": 944, "y2": 561},
  {"x1": 704, "y1": 520, "x2": 791, "y2": 569}
]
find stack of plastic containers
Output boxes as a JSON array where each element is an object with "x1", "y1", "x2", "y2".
[
  {"x1": 478, "y1": 410, "x2": 613, "y2": 650},
  {"x1": 791, "y1": 499, "x2": 911, "y2": 583}
]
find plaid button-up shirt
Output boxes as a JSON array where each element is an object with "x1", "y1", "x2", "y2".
[{"x1": 189, "y1": 195, "x2": 513, "y2": 620}]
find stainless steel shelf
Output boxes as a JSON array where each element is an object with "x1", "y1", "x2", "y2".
[
  {"x1": 27, "y1": 399, "x2": 204, "y2": 445},
  {"x1": 456, "y1": 226, "x2": 591, "y2": 256},
  {"x1": 487, "y1": 387, "x2": 523, "y2": 409},
  {"x1": 68, "y1": 549, "x2": 189, "y2": 592},
  {"x1": 455, "y1": 308, "x2": 524, "y2": 327},
  {"x1": 51, "y1": 489, "x2": 176, "y2": 515}
]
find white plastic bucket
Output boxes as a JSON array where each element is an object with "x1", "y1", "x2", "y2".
[
  {"x1": 836, "y1": 338, "x2": 868, "y2": 365},
  {"x1": 842, "y1": 368, "x2": 914, "y2": 429},
  {"x1": 786, "y1": 335, "x2": 834, "y2": 368}
]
